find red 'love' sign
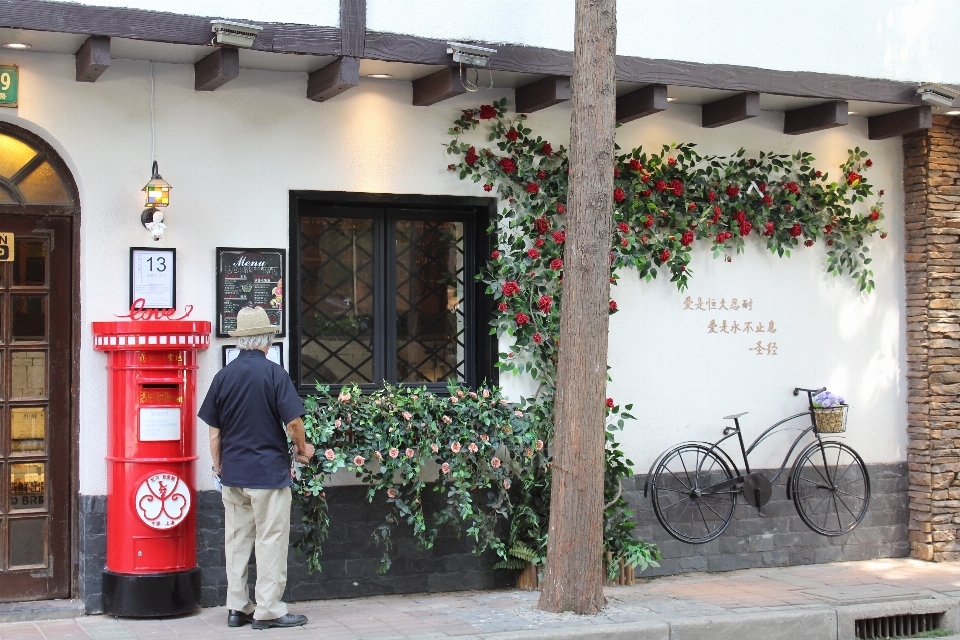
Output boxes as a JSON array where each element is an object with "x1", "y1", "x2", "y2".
[{"x1": 116, "y1": 298, "x2": 194, "y2": 321}]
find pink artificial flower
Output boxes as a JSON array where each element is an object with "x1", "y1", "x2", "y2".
[
  {"x1": 387, "y1": 488, "x2": 397, "y2": 499},
  {"x1": 482, "y1": 389, "x2": 490, "y2": 398},
  {"x1": 451, "y1": 442, "x2": 462, "y2": 453},
  {"x1": 389, "y1": 448, "x2": 399, "y2": 459},
  {"x1": 325, "y1": 449, "x2": 336, "y2": 461},
  {"x1": 406, "y1": 448, "x2": 415, "y2": 458},
  {"x1": 442, "y1": 415, "x2": 453, "y2": 424},
  {"x1": 338, "y1": 392, "x2": 352, "y2": 402},
  {"x1": 468, "y1": 443, "x2": 479, "y2": 453},
  {"x1": 431, "y1": 443, "x2": 439, "y2": 453},
  {"x1": 491, "y1": 457, "x2": 501, "y2": 469},
  {"x1": 503, "y1": 479, "x2": 511, "y2": 490},
  {"x1": 334, "y1": 418, "x2": 342, "y2": 428},
  {"x1": 402, "y1": 411, "x2": 412, "y2": 421},
  {"x1": 514, "y1": 410, "x2": 524, "y2": 417},
  {"x1": 536, "y1": 440, "x2": 544, "y2": 451},
  {"x1": 442, "y1": 462, "x2": 451, "y2": 474},
  {"x1": 480, "y1": 434, "x2": 489, "y2": 442},
  {"x1": 353, "y1": 455, "x2": 365, "y2": 466}
]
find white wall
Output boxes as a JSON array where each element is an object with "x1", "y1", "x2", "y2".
[
  {"x1": 54, "y1": 0, "x2": 340, "y2": 26},
  {"x1": 0, "y1": 49, "x2": 906, "y2": 494}
]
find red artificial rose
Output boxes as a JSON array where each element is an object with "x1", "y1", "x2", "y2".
[
  {"x1": 614, "y1": 188, "x2": 626, "y2": 203},
  {"x1": 641, "y1": 234, "x2": 648, "y2": 243},
  {"x1": 606, "y1": 397, "x2": 615, "y2": 407},
  {"x1": 847, "y1": 171, "x2": 862, "y2": 186},
  {"x1": 734, "y1": 209, "x2": 746, "y2": 224},
  {"x1": 557, "y1": 204, "x2": 566, "y2": 214},
  {"x1": 879, "y1": 189, "x2": 885, "y2": 196},
  {"x1": 870, "y1": 210, "x2": 880, "y2": 221},
  {"x1": 499, "y1": 157, "x2": 516, "y2": 173},
  {"x1": 483, "y1": 184, "x2": 493, "y2": 192},
  {"x1": 491, "y1": 250, "x2": 500, "y2": 259},
  {"x1": 687, "y1": 203, "x2": 696, "y2": 211},
  {"x1": 804, "y1": 239, "x2": 814, "y2": 247},
  {"x1": 552, "y1": 230, "x2": 565, "y2": 243},
  {"x1": 824, "y1": 224, "x2": 833, "y2": 233},
  {"x1": 764, "y1": 221, "x2": 774, "y2": 236},
  {"x1": 497, "y1": 302, "x2": 507, "y2": 312},
  {"x1": 865, "y1": 159, "x2": 873, "y2": 167},
  {"x1": 614, "y1": 167, "x2": 621, "y2": 178},
  {"x1": 667, "y1": 157, "x2": 676, "y2": 165},
  {"x1": 621, "y1": 237, "x2": 628, "y2": 247},
  {"x1": 535, "y1": 238, "x2": 544, "y2": 247},
  {"x1": 642, "y1": 189, "x2": 653, "y2": 197},
  {"x1": 643, "y1": 215, "x2": 655, "y2": 228},
  {"x1": 740, "y1": 221, "x2": 753, "y2": 236},
  {"x1": 617, "y1": 222, "x2": 629, "y2": 233},
  {"x1": 816, "y1": 170, "x2": 823, "y2": 178},
  {"x1": 550, "y1": 258, "x2": 563, "y2": 270},
  {"x1": 505, "y1": 129, "x2": 519, "y2": 142},
  {"x1": 726, "y1": 185, "x2": 740, "y2": 198},
  {"x1": 502, "y1": 280, "x2": 520, "y2": 296},
  {"x1": 527, "y1": 248, "x2": 540, "y2": 259},
  {"x1": 541, "y1": 142, "x2": 553, "y2": 156},
  {"x1": 654, "y1": 179, "x2": 667, "y2": 192},
  {"x1": 786, "y1": 204, "x2": 793, "y2": 211},
  {"x1": 681, "y1": 231, "x2": 694, "y2": 246},
  {"x1": 629, "y1": 159, "x2": 642, "y2": 172},
  {"x1": 479, "y1": 104, "x2": 496, "y2": 119},
  {"x1": 880, "y1": 232, "x2": 888, "y2": 239},
  {"x1": 786, "y1": 181, "x2": 799, "y2": 194},
  {"x1": 827, "y1": 239, "x2": 834, "y2": 246},
  {"x1": 515, "y1": 312, "x2": 529, "y2": 326},
  {"x1": 641, "y1": 174, "x2": 651, "y2": 183},
  {"x1": 671, "y1": 179, "x2": 683, "y2": 196},
  {"x1": 660, "y1": 249, "x2": 671, "y2": 262},
  {"x1": 537, "y1": 170, "x2": 547, "y2": 180},
  {"x1": 536, "y1": 216, "x2": 550, "y2": 234},
  {"x1": 762, "y1": 195, "x2": 773, "y2": 206},
  {"x1": 447, "y1": 164, "x2": 455, "y2": 170},
  {"x1": 708, "y1": 190, "x2": 717, "y2": 202},
  {"x1": 609, "y1": 300, "x2": 618, "y2": 311},
  {"x1": 533, "y1": 332, "x2": 543, "y2": 343},
  {"x1": 465, "y1": 146, "x2": 479, "y2": 166},
  {"x1": 526, "y1": 182, "x2": 540, "y2": 194},
  {"x1": 758, "y1": 182, "x2": 766, "y2": 193},
  {"x1": 790, "y1": 223, "x2": 803, "y2": 238},
  {"x1": 538, "y1": 295, "x2": 553, "y2": 313}
]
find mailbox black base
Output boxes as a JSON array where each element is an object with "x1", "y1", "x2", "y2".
[{"x1": 102, "y1": 568, "x2": 201, "y2": 617}]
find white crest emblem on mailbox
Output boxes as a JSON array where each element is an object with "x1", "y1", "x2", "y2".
[{"x1": 134, "y1": 472, "x2": 191, "y2": 529}]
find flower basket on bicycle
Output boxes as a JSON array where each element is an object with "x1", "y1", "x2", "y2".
[{"x1": 813, "y1": 405, "x2": 848, "y2": 434}]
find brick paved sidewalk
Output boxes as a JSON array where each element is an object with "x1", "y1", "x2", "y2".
[{"x1": 2, "y1": 559, "x2": 960, "y2": 640}]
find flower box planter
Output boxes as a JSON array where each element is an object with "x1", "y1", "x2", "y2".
[
  {"x1": 516, "y1": 563, "x2": 541, "y2": 591},
  {"x1": 813, "y1": 405, "x2": 848, "y2": 434}
]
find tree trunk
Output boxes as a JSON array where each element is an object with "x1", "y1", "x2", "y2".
[{"x1": 537, "y1": 0, "x2": 617, "y2": 616}]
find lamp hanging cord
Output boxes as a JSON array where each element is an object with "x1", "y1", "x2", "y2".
[
  {"x1": 459, "y1": 61, "x2": 493, "y2": 93},
  {"x1": 150, "y1": 61, "x2": 155, "y2": 166}
]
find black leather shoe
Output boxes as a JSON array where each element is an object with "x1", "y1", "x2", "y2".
[
  {"x1": 227, "y1": 610, "x2": 254, "y2": 627},
  {"x1": 252, "y1": 614, "x2": 308, "y2": 630}
]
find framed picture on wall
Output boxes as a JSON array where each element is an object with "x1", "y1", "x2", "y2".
[
  {"x1": 130, "y1": 247, "x2": 176, "y2": 309},
  {"x1": 222, "y1": 344, "x2": 284, "y2": 368},
  {"x1": 215, "y1": 247, "x2": 286, "y2": 338}
]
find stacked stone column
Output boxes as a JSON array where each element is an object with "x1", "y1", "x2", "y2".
[{"x1": 905, "y1": 115, "x2": 960, "y2": 561}]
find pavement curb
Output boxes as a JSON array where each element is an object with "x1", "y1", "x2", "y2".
[{"x1": 0, "y1": 599, "x2": 86, "y2": 624}]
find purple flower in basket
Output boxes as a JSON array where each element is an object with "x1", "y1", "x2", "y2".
[{"x1": 814, "y1": 390, "x2": 846, "y2": 408}]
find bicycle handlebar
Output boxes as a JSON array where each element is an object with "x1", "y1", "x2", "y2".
[{"x1": 793, "y1": 386, "x2": 827, "y2": 396}]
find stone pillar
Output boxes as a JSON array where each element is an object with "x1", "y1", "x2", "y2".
[{"x1": 905, "y1": 115, "x2": 960, "y2": 562}]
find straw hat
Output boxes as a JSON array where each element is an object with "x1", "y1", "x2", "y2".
[{"x1": 228, "y1": 306, "x2": 277, "y2": 337}]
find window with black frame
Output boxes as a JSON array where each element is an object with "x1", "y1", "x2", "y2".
[{"x1": 291, "y1": 195, "x2": 495, "y2": 395}]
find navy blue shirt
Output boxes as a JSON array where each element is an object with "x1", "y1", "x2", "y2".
[{"x1": 198, "y1": 349, "x2": 305, "y2": 489}]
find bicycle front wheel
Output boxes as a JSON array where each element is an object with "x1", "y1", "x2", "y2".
[
  {"x1": 651, "y1": 444, "x2": 738, "y2": 544},
  {"x1": 790, "y1": 440, "x2": 870, "y2": 536}
]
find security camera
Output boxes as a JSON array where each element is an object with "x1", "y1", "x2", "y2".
[
  {"x1": 447, "y1": 42, "x2": 498, "y2": 67},
  {"x1": 211, "y1": 20, "x2": 263, "y2": 48},
  {"x1": 918, "y1": 83, "x2": 959, "y2": 107}
]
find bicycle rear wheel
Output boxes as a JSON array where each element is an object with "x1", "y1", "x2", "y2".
[
  {"x1": 790, "y1": 440, "x2": 870, "y2": 536},
  {"x1": 650, "y1": 444, "x2": 738, "y2": 544}
]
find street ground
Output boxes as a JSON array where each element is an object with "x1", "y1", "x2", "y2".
[{"x1": 1, "y1": 558, "x2": 959, "y2": 640}]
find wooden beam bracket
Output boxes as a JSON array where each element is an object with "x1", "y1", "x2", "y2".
[
  {"x1": 783, "y1": 101, "x2": 849, "y2": 135},
  {"x1": 308, "y1": 56, "x2": 360, "y2": 102},
  {"x1": 75, "y1": 35, "x2": 110, "y2": 82},
  {"x1": 412, "y1": 67, "x2": 466, "y2": 107},
  {"x1": 515, "y1": 76, "x2": 571, "y2": 113},
  {"x1": 616, "y1": 84, "x2": 668, "y2": 124},
  {"x1": 868, "y1": 106, "x2": 933, "y2": 140},
  {"x1": 701, "y1": 92, "x2": 760, "y2": 128},
  {"x1": 195, "y1": 47, "x2": 240, "y2": 92}
]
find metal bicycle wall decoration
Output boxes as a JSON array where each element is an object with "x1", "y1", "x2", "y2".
[{"x1": 644, "y1": 387, "x2": 871, "y2": 543}]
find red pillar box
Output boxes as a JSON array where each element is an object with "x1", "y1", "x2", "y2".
[{"x1": 92, "y1": 320, "x2": 211, "y2": 617}]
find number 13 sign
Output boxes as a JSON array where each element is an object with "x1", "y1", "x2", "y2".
[{"x1": 130, "y1": 247, "x2": 176, "y2": 309}]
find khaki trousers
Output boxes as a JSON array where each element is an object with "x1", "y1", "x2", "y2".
[{"x1": 222, "y1": 486, "x2": 291, "y2": 620}]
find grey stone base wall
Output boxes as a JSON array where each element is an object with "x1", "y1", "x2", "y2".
[
  {"x1": 77, "y1": 462, "x2": 908, "y2": 613},
  {"x1": 628, "y1": 462, "x2": 909, "y2": 575}
]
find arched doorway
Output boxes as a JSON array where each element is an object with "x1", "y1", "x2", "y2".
[{"x1": 0, "y1": 122, "x2": 78, "y2": 601}]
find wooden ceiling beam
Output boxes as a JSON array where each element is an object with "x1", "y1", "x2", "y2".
[
  {"x1": 308, "y1": 56, "x2": 360, "y2": 102},
  {"x1": 516, "y1": 76, "x2": 571, "y2": 113},
  {"x1": 75, "y1": 35, "x2": 110, "y2": 82},
  {"x1": 868, "y1": 106, "x2": 933, "y2": 140},
  {"x1": 616, "y1": 84, "x2": 668, "y2": 124},
  {"x1": 195, "y1": 47, "x2": 240, "y2": 92},
  {"x1": 701, "y1": 92, "x2": 760, "y2": 128},
  {"x1": 783, "y1": 101, "x2": 849, "y2": 135},
  {"x1": 412, "y1": 67, "x2": 465, "y2": 107}
]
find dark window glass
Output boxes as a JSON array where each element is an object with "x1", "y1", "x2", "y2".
[{"x1": 12, "y1": 295, "x2": 46, "y2": 341}]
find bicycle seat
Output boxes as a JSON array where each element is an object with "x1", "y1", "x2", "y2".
[{"x1": 723, "y1": 412, "x2": 748, "y2": 420}]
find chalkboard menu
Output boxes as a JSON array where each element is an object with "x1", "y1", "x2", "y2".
[{"x1": 216, "y1": 247, "x2": 286, "y2": 338}]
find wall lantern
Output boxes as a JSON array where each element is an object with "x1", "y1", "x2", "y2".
[{"x1": 141, "y1": 161, "x2": 171, "y2": 241}]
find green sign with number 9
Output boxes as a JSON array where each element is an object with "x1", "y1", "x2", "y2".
[{"x1": 0, "y1": 66, "x2": 18, "y2": 108}]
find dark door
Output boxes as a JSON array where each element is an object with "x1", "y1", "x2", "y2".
[{"x1": 0, "y1": 215, "x2": 71, "y2": 600}]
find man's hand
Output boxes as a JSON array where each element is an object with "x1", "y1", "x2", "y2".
[{"x1": 296, "y1": 443, "x2": 315, "y2": 464}]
